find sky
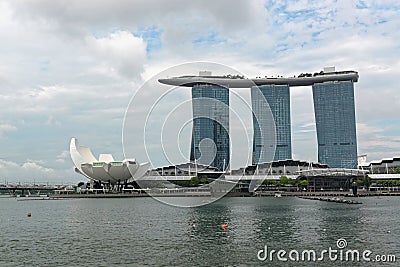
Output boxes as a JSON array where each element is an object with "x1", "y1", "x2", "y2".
[{"x1": 1, "y1": 0, "x2": 400, "y2": 184}]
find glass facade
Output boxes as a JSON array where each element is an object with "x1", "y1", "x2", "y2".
[
  {"x1": 312, "y1": 81, "x2": 358, "y2": 168},
  {"x1": 190, "y1": 84, "x2": 230, "y2": 171},
  {"x1": 251, "y1": 84, "x2": 292, "y2": 164}
]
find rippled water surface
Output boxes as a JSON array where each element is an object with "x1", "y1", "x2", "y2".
[{"x1": 0, "y1": 197, "x2": 399, "y2": 266}]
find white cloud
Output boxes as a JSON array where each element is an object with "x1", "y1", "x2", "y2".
[
  {"x1": 86, "y1": 31, "x2": 147, "y2": 80},
  {"x1": 0, "y1": 123, "x2": 17, "y2": 135},
  {"x1": 46, "y1": 115, "x2": 62, "y2": 126},
  {"x1": 0, "y1": 158, "x2": 83, "y2": 183},
  {"x1": 0, "y1": 0, "x2": 399, "y2": 182},
  {"x1": 357, "y1": 123, "x2": 400, "y2": 161},
  {"x1": 26, "y1": 159, "x2": 46, "y2": 165},
  {"x1": 301, "y1": 123, "x2": 316, "y2": 128},
  {"x1": 22, "y1": 161, "x2": 53, "y2": 173},
  {"x1": 0, "y1": 159, "x2": 53, "y2": 181},
  {"x1": 0, "y1": 159, "x2": 19, "y2": 169},
  {"x1": 55, "y1": 150, "x2": 69, "y2": 163}
]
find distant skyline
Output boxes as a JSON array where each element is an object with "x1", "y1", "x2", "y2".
[{"x1": 1, "y1": 0, "x2": 400, "y2": 183}]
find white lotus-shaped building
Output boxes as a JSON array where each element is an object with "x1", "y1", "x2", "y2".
[{"x1": 70, "y1": 138, "x2": 149, "y2": 184}]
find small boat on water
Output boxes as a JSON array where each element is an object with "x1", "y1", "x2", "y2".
[{"x1": 274, "y1": 193, "x2": 282, "y2": 198}]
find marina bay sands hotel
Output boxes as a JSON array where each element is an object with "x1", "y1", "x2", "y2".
[{"x1": 159, "y1": 67, "x2": 359, "y2": 170}]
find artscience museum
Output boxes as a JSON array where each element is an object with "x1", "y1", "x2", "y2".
[{"x1": 70, "y1": 138, "x2": 149, "y2": 186}]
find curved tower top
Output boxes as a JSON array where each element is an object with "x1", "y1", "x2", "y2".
[{"x1": 158, "y1": 69, "x2": 358, "y2": 88}]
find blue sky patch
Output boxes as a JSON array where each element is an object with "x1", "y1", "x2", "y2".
[{"x1": 135, "y1": 26, "x2": 163, "y2": 54}]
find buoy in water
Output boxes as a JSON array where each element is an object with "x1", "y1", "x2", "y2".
[
  {"x1": 27, "y1": 213, "x2": 31, "y2": 217},
  {"x1": 221, "y1": 223, "x2": 228, "y2": 230}
]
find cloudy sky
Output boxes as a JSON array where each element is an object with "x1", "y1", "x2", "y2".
[{"x1": 1, "y1": 0, "x2": 400, "y2": 184}]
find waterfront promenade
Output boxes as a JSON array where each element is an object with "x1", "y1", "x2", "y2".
[
  {"x1": 45, "y1": 189, "x2": 400, "y2": 199},
  {"x1": 0, "y1": 184, "x2": 64, "y2": 196},
  {"x1": 2, "y1": 182, "x2": 400, "y2": 199}
]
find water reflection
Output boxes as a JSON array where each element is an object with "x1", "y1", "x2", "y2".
[{"x1": 184, "y1": 199, "x2": 236, "y2": 265}]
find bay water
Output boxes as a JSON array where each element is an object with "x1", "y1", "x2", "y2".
[{"x1": 0, "y1": 196, "x2": 399, "y2": 266}]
